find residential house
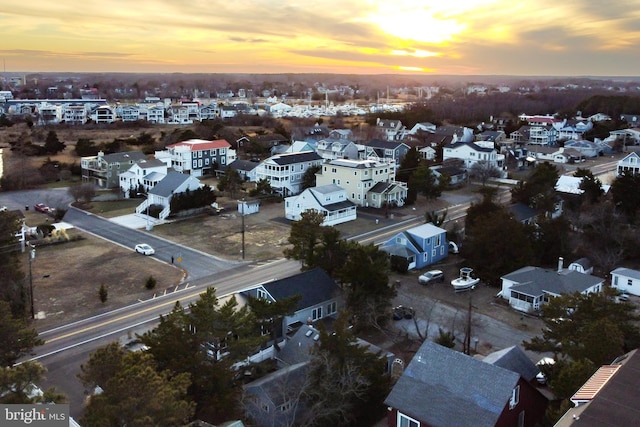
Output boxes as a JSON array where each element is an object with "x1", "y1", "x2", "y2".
[
  {"x1": 37, "y1": 103, "x2": 60, "y2": 125},
  {"x1": 554, "y1": 349, "x2": 640, "y2": 427},
  {"x1": 376, "y1": 118, "x2": 406, "y2": 141},
  {"x1": 610, "y1": 267, "x2": 640, "y2": 296},
  {"x1": 328, "y1": 128, "x2": 353, "y2": 140},
  {"x1": 284, "y1": 184, "x2": 357, "y2": 226},
  {"x1": 616, "y1": 152, "x2": 640, "y2": 176},
  {"x1": 563, "y1": 139, "x2": 602, "y2": 158},
  {"x1": 408, "y1": 122, "x2": 437, "y2": 135},
  {"x1": 315, "y1": 158, "x2": 407, "y2": 208},
  {"x1": 443, "y1": 141, "x2": 504, "y2": 171},
  {"x1": 384, "y1": 341, "x2": 547, "y2": 427},
  {"x1": 81, "y1": 150, "x2": 147, "y2": 188},
  {"x1": 118, "y1": 158, "x2": 168, "y2": 198},
  {"x1": 62, "y1": 104, "x2": 87, "y2": 124},
  {"x1": 220, "y1": 105, "x2": 238, "y2": 119},
  {"x1": 508, "y1": 203, "x2": 539, "y2": 225},
  {"x1": 380, "y1": 223, "x2": 448, "y2": 270},
  {"x1": 418, "y1": 146, "x2": 436, "y2": 161},
  {"x1": 119, "y1": 105, "x2": 140, "y2": 122},
  {"x1": 254, "y1": 151, "x2": 324, "y2": 197},
  {"x1": 137, "y1": 171, "x2": 202, "y2": 221},
  {"x1": 430, "y1": 163, "x2": 468, "y2": 186},
  {"x1": 557, "y1": 119, "x2": 593, "y2": 141},
  {"x1": 284, "y1": 140, "x2": 316, "y2": 154},
  {"x1": 529, "y1": 146, "x2": 584, "y2": 164},
  {"x1": 145, "y1": 105, "x2": 165, "y2": 124},
  {"x1": 620, "y1": 113, "x2": 640, "y2": 126},
  {"x1": 240, "y1": 267, "x2": 341, "y2": 337},
  {"x1": 91, "y1": 105, "x2": 116, "y2": 124},
  {"x1": 244, "y1": 323, "x2": 395, "y2": 427},
  {"x1": 477, "y1": 130, "x2": 507, "y2": 145},
  {"x1": 243, "y1": 362, "x2": 308, "y2": 427},
  {"x1": 315, "y1": 138, "x2": 361, "y2": 161},
  {"x1": 364, "y1": 139, "x2": 411, "y2": 166},
  {"x1": 199, "y1": 103, "x2": 219, "y2": 120},
  {"x1": 224, "y1": 159, "x2": 259, "y2": 181},
  {"x1": 500, "y1": 260, "x2": 604, "y2": 313},
  {"x1": 159, "y1": 139, "x2": 232, "y2": 177}
]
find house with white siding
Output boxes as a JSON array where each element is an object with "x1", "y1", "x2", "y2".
[
  {"x1": 443, "y1": 141, "x2": 504, "y2": 171},
  {"x1": 617, "y1": 152, "x2": 640, "y2": 176},
  {"x1": 284, "y1": 184, "x2": 357, "y2": 226},
  {"x1": 610, "y1": 267, "x2": 640, "y2": 296},
  {"x1": 158, "y1": 139, "x2": 232, "y2": 177},
  {"x1": 254, "y1": 151, "x2": 324, "y2": 197},
  {"x1": 119, "y1": 158, "x2": 168, "y2": 198}
]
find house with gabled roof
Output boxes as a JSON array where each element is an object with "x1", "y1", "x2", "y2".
[
  {"x1": 380, "y1": 223, "x2": 448, "y2": 270},
  {"x1": 376, "y1": 118, "x2": 406, "y2": 141},
  {"x1": 240, "y1": 268, "x2": 342, "y2": 337},
  {"x1": 616, "y1": 152, "x2": 640, "y2": 176},
  {"x1": 315, "y1": 158, "x2": 407, "y2": 208},
  {"x1": 384, "y1": 341, "x2": 547, "y2": 427},
  {"x1": 159, "y1": 138, "x2": 232, "y2": 177},
  {"x1": 443, "y1": 141, "x2": 504, "y2": 171},
  {"x1": 81, "y1": 150, "x2": 148, "y2": 189},
  {"x1": 118, "y1": 158, "x2": 168, "y2": 198},
  {"x1": 315, "y1": 138, "x2": 361, "y2": 161},
  {"x1": 254, "y1": 151, "x2": 324, "y2": 197},
  {"x1": 500, "y1": 261, "x2": 604, "y2": 313},
  {"x1": 136, "y1": 171, "x2": 202, "y2": 221},
  {"x1": 284, "y1": 184, "x2": 357, "y2": 226},
  {"x1": 364, "y1": 139, "x2": 410, "y2": 166},
  {"x1": 555, "y1": 349, "x2": 640, "y2": 427},
  {"x1": 224, "y1": 159, "x2": 259, "y2": 181},
  {"x1": 610, "y1": 267, "x2": 640, "y2": 296}
]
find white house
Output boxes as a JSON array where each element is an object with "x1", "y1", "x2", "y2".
[
  {"x1": 284, "y1": 184, "x2": 357, "y2": 226},
  {"x1": 442, "y1": 141, "x2": 504, "y2": 170},
  {"x1": 617, "y1": 152, "x2": 640, "y2": 176},
  {"x1": 254, "y1": 151, "x2": 324, "y2": 197},
  {"x1": 119, "y1": 158, "x2": 168, "y2": 198},
  {"x1": 610, "y1": 267, "x2": 640, "y2": 296},
  {"x1": 500, "y1": 260, "x2": 604, "y2": 312},
  {"x1": 137, "y1": 171, "x2": 202, "y2": 221}
]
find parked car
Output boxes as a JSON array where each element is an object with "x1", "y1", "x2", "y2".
[
  {"x1": 418, "y1": 270, "x2": 444, "y2": 285},
  {"x1": 448, "y1": 241, "x2": 459, "y2": 254},
  {"x1": 617, "y1": 292, "x2": 630, "y2": 302},
  {"x1": 34, "y1": 203, "x2": 50, "y2": 213},
  {"x1": 392, "y1": 305, "x2": 414, "y2": 320},
  {"x1": 134, "y1": 243, "x2": 155, "y2": 255}
]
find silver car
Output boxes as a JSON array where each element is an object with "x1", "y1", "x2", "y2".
[{"x1": 418, "y1": 270, "x2": 444, "y2": 285}]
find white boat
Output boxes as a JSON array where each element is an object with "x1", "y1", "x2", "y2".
[{"x1": 451, "y1": 267, "x2": 480, "y2": 292}]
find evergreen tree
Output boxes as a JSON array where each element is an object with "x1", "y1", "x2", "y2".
[{"x1": 44, "y1": 130, "x2": 66, "y2": 155}]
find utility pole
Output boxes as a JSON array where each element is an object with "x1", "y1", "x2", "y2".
[
  {"x1": 28, "y1": 244, "x2": 35, "y2": 319},
  {"x1": 241, "y1": 198, "x2": 245, "y2": 260}
]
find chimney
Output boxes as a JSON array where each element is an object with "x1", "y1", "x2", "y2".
[{"x1": 558, "y1": 257, "x2": 564, "y2": 272}]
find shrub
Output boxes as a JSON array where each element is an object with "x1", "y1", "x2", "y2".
[
  {"x1": 99, "y1": 284, "x2": 108, "y2": 303},
  {"x1": 145, "y1": 276, "x2": 157, "y2": 290}
]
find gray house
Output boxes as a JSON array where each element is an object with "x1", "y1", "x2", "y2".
[
  {"x1": 500, "y1": 261, "x2": 604, "y2": 313},
  {"x1": 81, "y1": 151, "x2": 147, "y2": 188},
  {"x1": 241, "y1": 268, "x2": 341, "y2": 338}
]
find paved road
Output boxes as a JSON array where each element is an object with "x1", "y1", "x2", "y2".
[{"x1": 62, "y1": 208, "x2": 241, "y2": 280}]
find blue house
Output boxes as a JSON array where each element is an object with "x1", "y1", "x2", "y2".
[{"x1": 380, "y1": 223, "x2": 448, "y2": 270}]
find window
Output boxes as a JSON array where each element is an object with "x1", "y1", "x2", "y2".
[
  {"x1": 510, "y1": 385, "x2": 520, "y2": 409},
  {"x1": 257, "y1": 289, "x2": 267, "y2": 300},
  {"x1": 326, "y1": 301, "x2": 337, "y2": 315},
  {"x1": 518, "y1": 411, "x2": 525, "y2": 427},
  {"x1": 398, "y1": 412, "x2": 419, "y2": 427},
  {"x1": 312, "y1": 306, "x2": 323, "y2": 320},
  {"x1": 628, "y1": 279, "x2": 633, "y2": 286}
]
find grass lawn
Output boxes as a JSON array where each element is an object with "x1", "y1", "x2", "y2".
[{"x1": 84, "y1": 199, "x2": 141, "y2": 217}]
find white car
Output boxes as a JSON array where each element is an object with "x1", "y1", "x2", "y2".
[
  {"x1": 418, "y1": 270, "x2": 444, "y2": 285},
  {"x1": 134, "y1": 244, "x2": 155, "y2": 255}
]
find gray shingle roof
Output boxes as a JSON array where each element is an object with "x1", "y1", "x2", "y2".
[
  {"x1": 270, "y1": 151, "x2": 322, "y2": 165},
  {"x1": 611, "y1": 267, "x2": 640, "y2": 280},
  {"x1": 384, "y1": 341, "x2": 519, "y2": 427},
  {"x1": 483, "y1": 346, "x2": 539, "y2": 382},
  {"x1": 103, "y1": 151, "x2": 147, "y2": 163},
  {"x1": 262, "y1": 268, "x2": 339, "y2": 311},
  {"x1": 503, "y1": 266, "x2": 603, "y2": 297},
  {"x1": 149, "y1": 171, "x2": 194, "y2": 197}
]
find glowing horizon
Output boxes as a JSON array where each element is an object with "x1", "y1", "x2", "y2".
[{"x1": 1, "y1": 1, "x2": 640, "y2": 76}]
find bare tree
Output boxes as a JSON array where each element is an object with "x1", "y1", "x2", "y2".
[
  {"x1": 469, "y1": 160, "x2": 502, "y2": 186},
  {"x1": 68, "y1": 183, "x2": 96, "y2": 204}
]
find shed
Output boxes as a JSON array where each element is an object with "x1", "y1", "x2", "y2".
[{"x1": 238, "y1": 199, "x2": 260, "y2": 215}]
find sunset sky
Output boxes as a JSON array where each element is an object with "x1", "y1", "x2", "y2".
[{"x1": 2, "y1": 1, "x2": 640, "y2": 76}]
